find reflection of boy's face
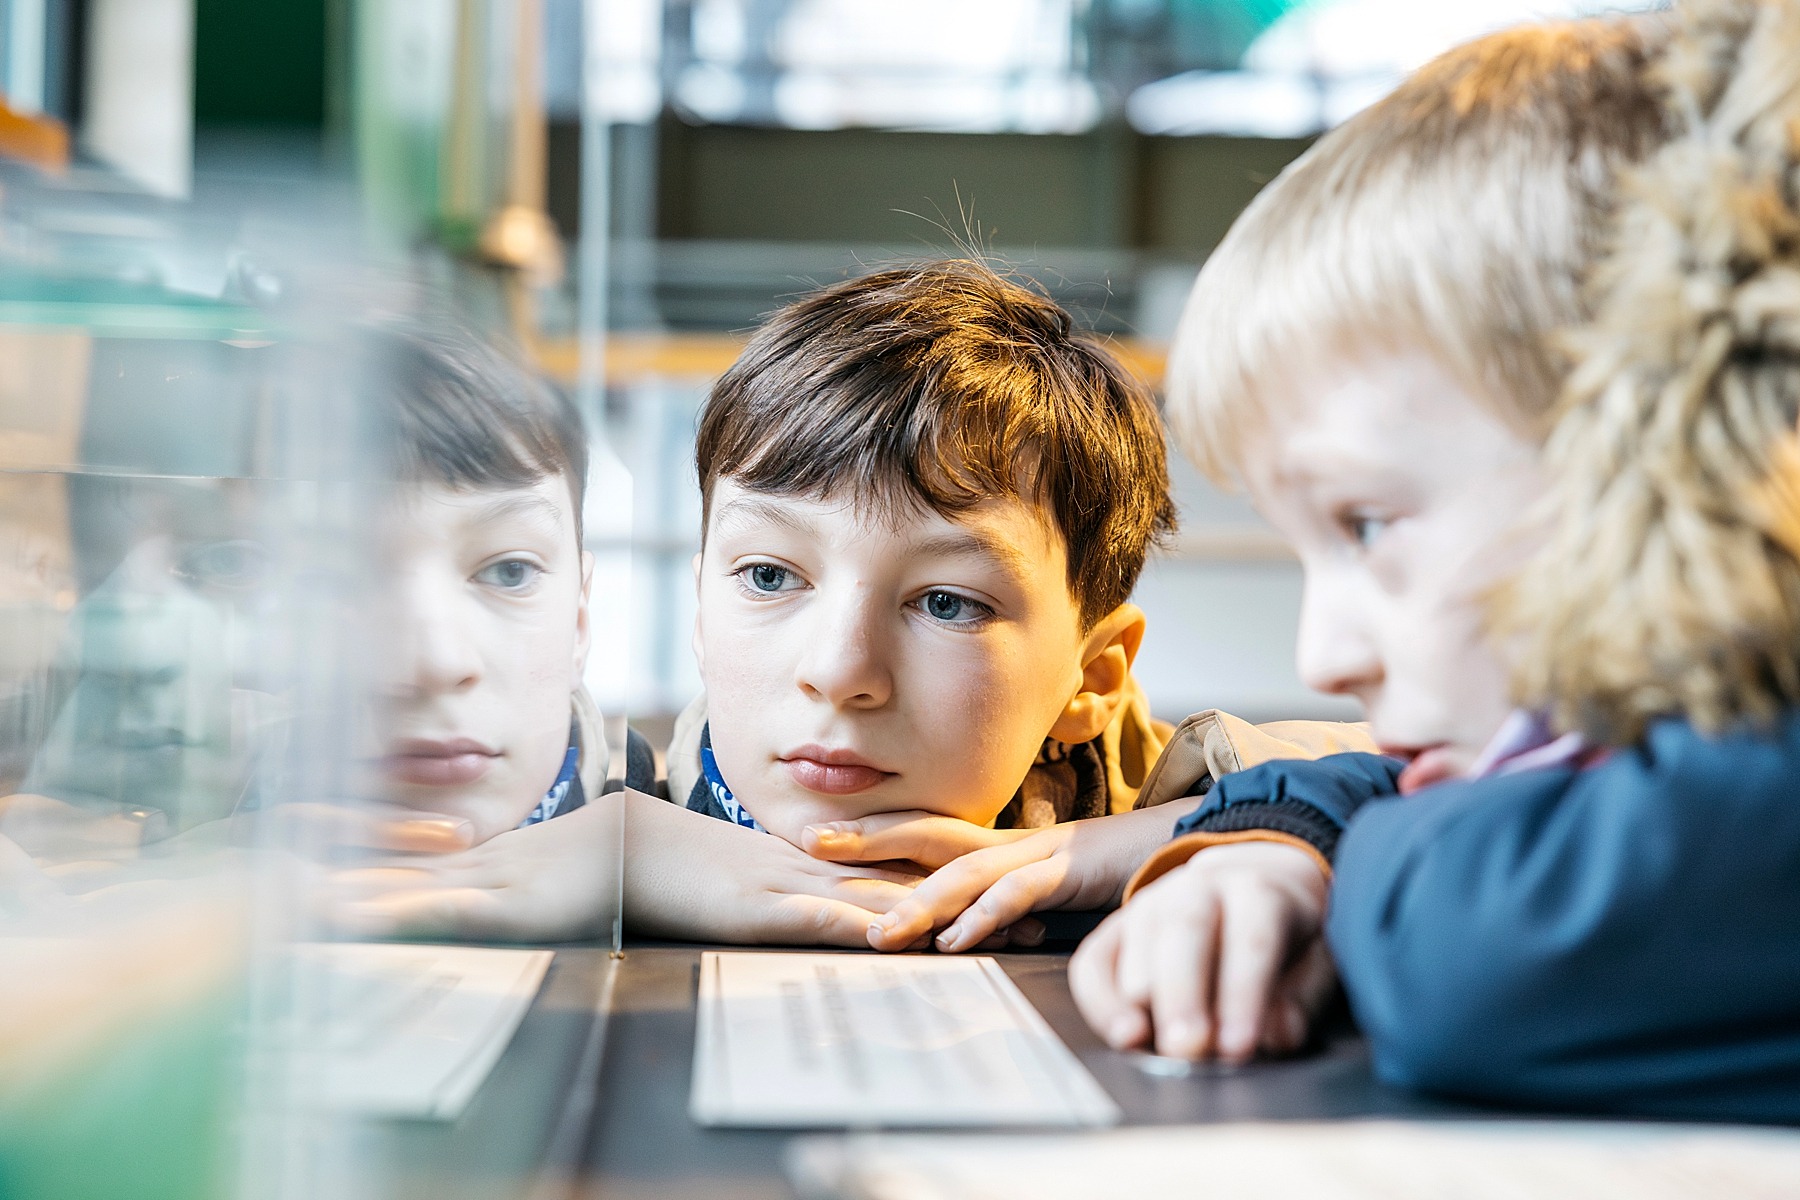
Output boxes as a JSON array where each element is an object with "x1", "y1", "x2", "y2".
[
  {"x1": 375, "y1": 476, "x2": 591, "y2": 843},
  {"x1": 1240, "y1": 347, "x2": 1544, "y2": 790},
  {"x1": 695, "y1": 479, "x2": 1129, "y2": 845}
]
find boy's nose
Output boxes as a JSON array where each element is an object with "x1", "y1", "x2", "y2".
[
  {"x1": 1294, "y1": 575, "x2": 1382, "y2": 701},
  {"x1": 792, "y1": 589, "x2": 893, "y2": 710},
  {"x1": 387, "y1": 577, "x2": 482, "y2": 697}
]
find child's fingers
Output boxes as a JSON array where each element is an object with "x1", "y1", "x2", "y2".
[
  {"x1": 863, "y1": 848, "x2": 1020, "y2": 948},
  {"x1": 331, "y1": 856, "x2": 499, "y2": 896},
  {"x1": 1261, "y1": 937, "x2": 1337, "y2": 1054},
  {"x1": 864, "y1": 841, "x2": 1060, "y2": 949},
  {"x1": 335, "y1": 886, "x2": 505, "y2": 940},
  {"x1": 1007, "y1": 916, "x2": 1047, "y2": 948},
  {"x1": 1069, "y1": 916, "x2": 1148, "y2": 1050},
  {"x1": 1212, "y1": 887, "x2": 1290, "y2": 1063},
  {"x1": 332, "y1": 865, "x2": 441, "y2": 896},
  {"x1": 930, "y1": 858, "x2": 1068, "y2": 952},
  {"x1": 802, "y1": 812, "x2": 1027, "y2": 869},
  {"x1": 262, "y1": 802, "x2": 475, "y2": 855},
  {"x1": 1116, "y1": 886, "x2": 1194, "y2": 1006},
  {"x1": 1146, "y1": 903, "x2": 1220, "y2": 1059},
  {"x1": 822, "y1": 874, "x2": 919, "y2": 915},
  {"x1": 821, "y1": 860, "x2": 928, "y2": 888},
  {"x1": 766, "y1": 894, "x2": 895, "y2": 948}
]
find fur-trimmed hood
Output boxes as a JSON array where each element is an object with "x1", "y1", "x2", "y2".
[{"x1": 1499, "y1": 0, "x2": 1800, "y2": 745}]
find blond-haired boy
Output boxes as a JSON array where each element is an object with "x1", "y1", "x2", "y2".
[{"x1": 1066, "y1": 5, "x2": 1800, "y2": 1121}]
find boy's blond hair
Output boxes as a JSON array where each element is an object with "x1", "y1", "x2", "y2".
[
  {"x1": 1168, "y1": 16, "x2": 1667, "y2": 484},
  {"x1": 1499, "y1": 0, "x2": 1800, "y2": 745}
]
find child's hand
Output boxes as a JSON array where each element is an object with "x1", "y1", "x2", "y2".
[
  {"x1": 862, "y1": 804, "x2": 1179, "y2": 953},
  {"x1": 332, "y1": 790, "x2": 920, "y2": 946},
  {"x1": 800, "y1": 811, "x2": 1037, "y2": 871},
  {"x1": 1068, "y1": 841, "x2": 1335, "y2": 1063}
]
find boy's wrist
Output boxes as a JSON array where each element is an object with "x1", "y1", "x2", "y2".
[
  {"x1": 1175, "y1": 796, "x2": 1347, "y2": 864},
  {"x1": 1123, "y1": 829, "x2": 1333, "y2": 903}
]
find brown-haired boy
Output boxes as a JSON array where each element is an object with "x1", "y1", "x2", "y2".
[{"x1": 672, "y1": 259, "x2": 1177, "y2": 843}]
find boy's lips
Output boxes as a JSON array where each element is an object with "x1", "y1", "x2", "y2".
[
  {"x1": 779, "y1": 746, "x2": 895, "y2": 796},
  {"x1": 384, "y1": 737, "x2": 500, "y2": 787}
]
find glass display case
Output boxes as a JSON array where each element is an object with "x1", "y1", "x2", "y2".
[{"x1": 0, "y1": 156, "x2": 626, "y2": 1200}]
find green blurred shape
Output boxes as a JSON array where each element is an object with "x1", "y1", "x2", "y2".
[
  {"x1": 0, "y1": 983, "x2": 242, "y2": 1200},
  {"x1": 194, "y1": 0, "x2": 329, "y2": 127},
  {"x1": 1171, "y1": 0, "x2": 1313, "y2": 64}
]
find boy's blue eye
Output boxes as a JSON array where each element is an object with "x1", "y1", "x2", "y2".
[
  {"x1": 173, "y1": 539, "x2": 269, "y2": 592},
  {"x1": 747, "y1": 564, "x2": 790, "y2": 592},
  {"x1": 477, "y1": 559, "x2": 540, "y2": 589},
  {"x1": 1342, "y1": 513, "x2": 1391, "y2": 549},
  {"x1": 922, "y1": 591, "x2": 987, "y2": 624}
]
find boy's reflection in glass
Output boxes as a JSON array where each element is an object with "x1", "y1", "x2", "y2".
[{"x1": 14, "y1": 480, "x2": 279, "y2": 848}]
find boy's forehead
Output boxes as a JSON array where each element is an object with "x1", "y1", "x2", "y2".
[
  {"x1": 1242, "y1": 348, "x2": 1494, "y2": 487},
  {"x1": 708, "y1": 481, "x2": 1062, "y2": 577},
  {"x1": 392, "y1": 476, "x2": 575, "y2": 532}
]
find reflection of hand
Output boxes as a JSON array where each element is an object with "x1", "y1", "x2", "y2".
[
  {"x1": 332, "y1": 791, "x2": 921, "y2": 946},
  {"x1": 0, "y1": 832, "x2": 67, "y2": 914},
  {"x1": 0, "y1": 790, "x2": 472, "y2": 868},
  {"x1": 862, "y1": 804, "x2": 1177, "y2": 953},
  {"x1": 1069, "y1": 841, "x2": 1335, "y2": 1063},
  {"x1": 254, "y1": 801, "x2": 475, "y2": 855},
  {"x1": 0, "y1": 793, "x2": 167, "y2": 860}
]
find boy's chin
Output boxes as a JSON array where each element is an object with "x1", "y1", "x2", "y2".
[
  {"x1": 751, "y1": 789, "x2": 1003, "y2": 849},
  {"x1": 750, "y1": 791, "x2": 890, "y2": 847},
  {"x1": 749, "y1": 799, "x2": 839, "y2": 848}
]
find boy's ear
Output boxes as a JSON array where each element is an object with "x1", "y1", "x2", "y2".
[
  {"x1": 1047, "y1": 603, "x2": 1146, "y2": 747},
  {"x1": 571, "y1": 550, "x2": 595, "y2": 688}
]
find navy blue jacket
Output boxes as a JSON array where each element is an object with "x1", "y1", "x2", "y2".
[{"x1": 1172, "y1": 712, "x2": 1800, "y2": 1122}]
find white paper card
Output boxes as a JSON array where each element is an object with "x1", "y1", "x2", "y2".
[
  {"x1": 787, "y1": 1121, "x2": 1800, "y2": 1200},
  {"x1": 285, "y1": 943, "x2": 553, "y2": 1121},
  {"x1": 690, "y1": 951, "x2": 1120, "y2": 1129}
]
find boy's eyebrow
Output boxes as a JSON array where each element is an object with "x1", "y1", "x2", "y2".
[
  {"x1": 909, "y1": 529, "x2": 1034, "y2": 581},
  {"x1": 711, "y1": 495, "x2": 817, "y2": 538},
  {"x1": 467, "y1": 493, "x2": 565, "y2": 531},
  {"x1": 714, "y1": 496, "x2": 1037, "y2": 579}
]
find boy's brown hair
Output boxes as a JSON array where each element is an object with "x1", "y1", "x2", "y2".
[
  {"x1": 370, "y1": 323, "x2": 588, "y2": 541},
  {"x1": 695, "y1": 259, "x2": 1177, "y2": 628}
]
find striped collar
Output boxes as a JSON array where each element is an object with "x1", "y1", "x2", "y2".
[
  {"x1": 518, "y1": 744, "x2": 581, "y2": 828},
  {"x1": 700, "y1": 739, "x2": 765, "y2": 832}
]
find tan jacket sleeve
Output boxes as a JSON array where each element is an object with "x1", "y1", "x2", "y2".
[
  {"x1": 1132, "y1": 709, "x2": 1377, "y2": 811},
  {"x1": 1118, "y1": 708, "x2": 1375, "y2": 901}
]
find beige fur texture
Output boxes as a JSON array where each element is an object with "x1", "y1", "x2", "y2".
[{"x1": 1498, "y1": 0, "x2": 1800, "y2": 745}]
